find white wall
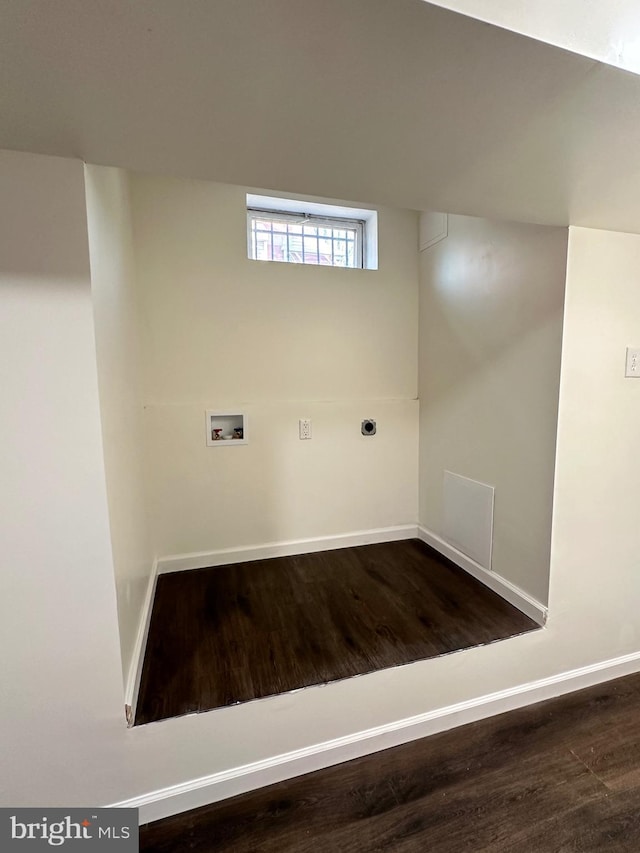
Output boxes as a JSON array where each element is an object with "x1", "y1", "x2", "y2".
[
  {"x1": 85, "y1": 165, "x2": 153, "y2": 687},
  {"x1": 130, "y1": 175, "x2": 419, "y2": 556},
  {"x1": 0, "y1": 150, "x2": 127, "y2": 804},
  {"x1": 419, "y1": 214, "x2": 567, "y2": 604},
  {"x1": 548, "y1": 226, "x2": 640, "y2": 640},
  {"x1": 423, "y1": 0, "x2": 640, "y2": 74},
  {"x1": 5, "y1": 153, "x2": 640, "y2": 822}
]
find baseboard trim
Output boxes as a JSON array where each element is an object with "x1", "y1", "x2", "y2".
[
  {"x1": 124, "y1": 558, "x2": 158, "y2": 724},
  {"x1": 417, "y1": 525, "x2": 547, "y2": 625},
  {"x1": 157, "y1": 525, "x2": 419, "y2": 574},
  {"x1": 112, "y1": 649, "x2": 640, "y2": 824}
]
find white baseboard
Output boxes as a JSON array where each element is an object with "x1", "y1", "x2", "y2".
[
  {"x1": 157, "y1": 525, "x2": 419, "y2": 574},
  {"x1": 124, "y1": 558, "x2": 159, "y2": 724},
  {"x1": 112, "y1": 649, "x2": 640, "y2": 824},
  {"x1": 156, "y1": 526, "x2": 545, "y2": 627},
  {"x1": 417, "y1": 525, "x2": 547, "y2": 625}
]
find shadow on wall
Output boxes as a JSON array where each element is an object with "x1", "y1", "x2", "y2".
[
  {"x1": 1, "y1": 152, "x2": 91, "y2": 279},
  {"x1": 418, "y1": 212, "x2": 568, "y2": 606},
  {"x1": 420, "y1": 214, "x2": 567, "y2": 410}
]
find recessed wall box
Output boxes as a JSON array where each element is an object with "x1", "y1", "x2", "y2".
[{"x1": 206, "y1": 411, "x2": 247, "y2": 446}]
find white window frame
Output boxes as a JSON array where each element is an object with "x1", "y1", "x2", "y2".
[
  {"x1": 246, "y1": 193, "x2": 378, "y2": 270},
  {"x1": 248, "y1": 209, "x2": 364, "y2": 269}
]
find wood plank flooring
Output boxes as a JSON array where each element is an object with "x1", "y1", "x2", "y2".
[
  {"x1": 135, "y1": 539, "x2": 537, "y2": 725},
  {"x1": 140, "y1": 671, "x2": 640, "y2": 852}
]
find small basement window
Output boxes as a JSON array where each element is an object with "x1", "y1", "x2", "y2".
[
  {"x1": 249, "y1": 211, "x2": 363, "y2": 268},
  {"x1": 247, "y1": 194, "x2": 378, "y2": 270}
]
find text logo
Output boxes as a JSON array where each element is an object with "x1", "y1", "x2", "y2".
[{"x1": 2, "y1": 809, "x2": 137, "y2": 850}]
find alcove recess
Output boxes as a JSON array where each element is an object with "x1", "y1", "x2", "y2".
[{"x1": 206, "y1": 411, "x2": 247, "y2": 446}]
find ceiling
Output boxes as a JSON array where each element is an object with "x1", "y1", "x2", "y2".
[{"x1": 3, "y1": 0, "x2": 640, "y2": 231}]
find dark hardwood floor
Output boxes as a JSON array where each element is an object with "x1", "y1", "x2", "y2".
[
  {"x1": 135, "y1": 539, "x2": 537, "y2": 725},
  {"x1": 141, "y1": 671, "x2": 640, "y2": 852}
]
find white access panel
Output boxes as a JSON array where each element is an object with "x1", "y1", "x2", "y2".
[{"x1": 443, "y1": 471, "x2": 495, "y2": 570}]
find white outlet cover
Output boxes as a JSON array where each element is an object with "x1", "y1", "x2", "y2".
[
  {"x1": 625, "y1": 347, "x2": 640, "y2": 377},
  {"x1": 299, "y1": 418, "x2": 312, "y2": 439}
]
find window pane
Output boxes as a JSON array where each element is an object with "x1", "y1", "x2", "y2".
[
  {"x1": 249, "y1": 213, "x2": 362, "y2": 268},
  {"x1": 303, "y1": 235, "x2": 318, "y2": 263},
  {"x1": 334, "y1": 240, "x2": 346, "y2": 266},
  {"x1": 256, "y1": 240, "x2": 270, "y2": 261},
  {"x1": 272, "y1": 232, "x2": 287, "y2": 260}
]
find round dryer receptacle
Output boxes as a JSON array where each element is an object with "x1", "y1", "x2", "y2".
[{"x1": 361, "y1": 419, "x2": 377, "y2": 436}]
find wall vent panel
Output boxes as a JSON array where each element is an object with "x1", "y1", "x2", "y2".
[{"x1": 443, "y1": 471, "x2": 494, "y2": 570}]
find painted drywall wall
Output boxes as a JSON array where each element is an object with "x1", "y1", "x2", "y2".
[
  {"x1": 85, "y1": 165, "x2": 153, "y2": 688},
  {"x1": 547, "y1": 226, "x2": 640, "y2": 637},
  {"x1": 129, "y1": 175, "x2": 419, "y2": 556},
  {"x1": 424, "y1": 0, "x2": 640, "y2": 74},
  {"x1": 0, "y1": 150, "x2": 128, "y2": 804},
  {"x1": 418, "y1": 214, "x2": 567, "y2": 604},
  {"x1": 5, "y1": 154, "x2": 640, "y2": 821},
  {"x1": 146, "y1": 400, "x2": 417, "y2": 555}
]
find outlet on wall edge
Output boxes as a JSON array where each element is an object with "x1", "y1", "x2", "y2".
[{"x1": 625, "y1": 347, "x2": 640, "y2": 377}]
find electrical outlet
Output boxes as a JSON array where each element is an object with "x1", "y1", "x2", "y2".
[
  {"x1": 299, "y1": 418, "x2": 312, "y2": 440},
  {"x1": 626, "y1": 347, "x2": 640, "y2": 377}
]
